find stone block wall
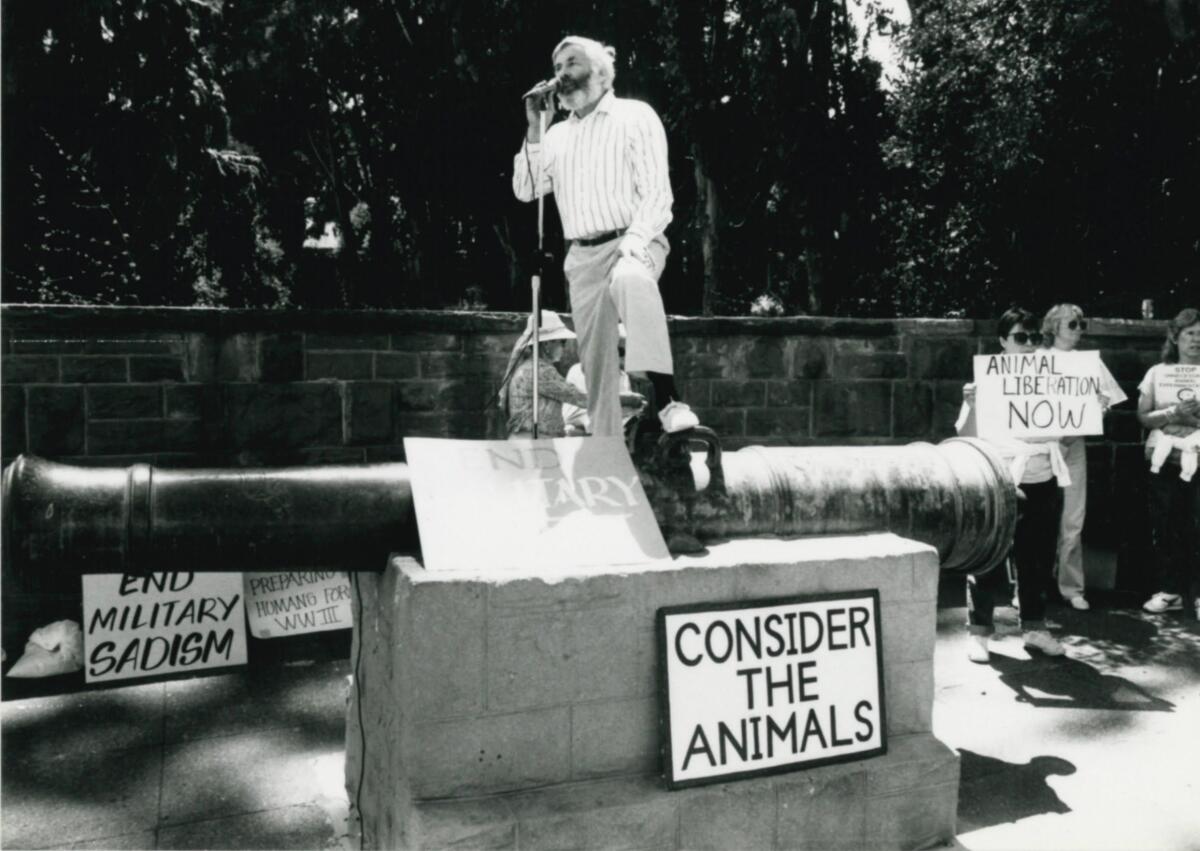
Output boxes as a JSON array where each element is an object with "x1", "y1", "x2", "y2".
[
  {"x1": 0, "y1": 305, "x2": 1170, "y2": 650},
  {"x1": 347, "y1": 535, "x2": 958, "y2": 850}
]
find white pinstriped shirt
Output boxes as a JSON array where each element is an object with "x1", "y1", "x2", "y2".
[{"x1": 513, "y1": 91, "x2": 673, "y2": 248}]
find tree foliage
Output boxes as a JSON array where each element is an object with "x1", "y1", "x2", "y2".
[
  {"x1": 886, "y1": 0, "x2": 1200, "y2": 317},
  {"x1": 2, "y1": 0, "x2": 1197, "y2": 317}
]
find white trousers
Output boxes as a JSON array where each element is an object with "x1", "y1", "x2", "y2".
[
  {"x1": 1055, "y1": 437, "x2": 1088, "y2": 599},
  {"x1": 563, "y1": 235, "x2": 672, "y2": 438}
]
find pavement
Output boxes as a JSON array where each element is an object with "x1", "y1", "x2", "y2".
[{"x1": 3, "y1": 579, "x2": 1199, "y2": 851}]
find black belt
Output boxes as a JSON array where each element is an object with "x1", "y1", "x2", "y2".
[{"x1": 568, "y1": 228, "x2": 627, "y2": 248}]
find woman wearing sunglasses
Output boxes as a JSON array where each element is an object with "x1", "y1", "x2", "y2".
[
  {"x1": 957, "y1": 308, "x2": 1070, "y2": 661},
  {"x1": 1040, "y1": 304, "x2": 1127, "y2": 612},
  {"x1": 1138, "y1": 308, "x2": 1200, "y2": 620}
]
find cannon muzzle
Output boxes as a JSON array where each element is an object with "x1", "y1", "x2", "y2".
[
  {"x1": 641, "y1": 436, "x2": 1016, "y2": 576},
  {"x1": 3, "y1": 436, "x2": 1014, "y2": 582}
]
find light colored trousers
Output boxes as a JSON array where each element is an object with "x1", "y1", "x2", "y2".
[
  {"x1": 1056, "y1": 437, "x2": 1088, "y2": 599},
  {"x1": 563, "y1": 235, "x2": 673, "y2": 438}
]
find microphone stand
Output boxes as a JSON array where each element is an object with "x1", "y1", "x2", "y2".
[{"x1": 530, "y1": 104, "x2": 549, "y2": 440}]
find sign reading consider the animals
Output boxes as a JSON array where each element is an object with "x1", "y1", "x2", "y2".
[
  {"x1": 83, "y1": 572, "x2": 247, "y2": 684},
  {"x1": 658, "y1": 592, "x2": 885, "y2": 789},
  {"x1": 973, "y1": 350, "x2": 1106, "y2": 439},
  {"x1": 405, "y1": 436, "x2": 669, "y2": 572},
  {"x1": 244, "y1": 571, "x2": 353, "y2": 638}
]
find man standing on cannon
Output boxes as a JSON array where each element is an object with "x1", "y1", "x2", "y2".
[{"x1": 513, "y1": 35, "x2": 699, "y2": 439}]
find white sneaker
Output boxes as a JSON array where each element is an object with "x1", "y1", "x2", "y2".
[
  {"x1": 1143, "y1": 592, "x2": 1182, "y2": 613},
  {"x1": 1023, "y1": 630, "x2": 1065, "y2": 656},
  {"x1": 1195, "y1": 600, "x2": 1200, "y2": 622},
  {"x1": 1068, "y1": 596, "x2": 1090, "y2": 611},
  {"x1": 658, "y1": 401, "x2": 699, "y2": 433},
  {"x1": 967, "y1": 635, "x2": 990, "y2": 663}
]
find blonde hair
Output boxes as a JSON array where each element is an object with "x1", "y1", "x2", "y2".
[
  {"x1": 1041, "y1": 303, "x2": 1084, "y2": 348},
  {"x1": 553, "y1": 36, "x2": 616, "y2": 88}
]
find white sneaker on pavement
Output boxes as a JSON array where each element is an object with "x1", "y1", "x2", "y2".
[
  {"x1": 967, "y1": 634, "x2": 990, "y2": 663},
  {"x1": 1143, "y1": 592, "x2": 1183, "y2": 613},
  {"x1": 1068, "y1": 596, "x2": 1090, "y2": 611},
  {"x1": 1023, "y1": 630, "x2": 1065, "y2": 656},
  {"x1": 658, "y1": 401, "x2": 699, "y2": 433}
]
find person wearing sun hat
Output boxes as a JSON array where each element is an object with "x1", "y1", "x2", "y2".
[
  {"x1": 497, "y1": 311, "x2": 644, "y2": 438},
  {"x1": 514, "y1": 35, "x2": 700, "y2": 439}
]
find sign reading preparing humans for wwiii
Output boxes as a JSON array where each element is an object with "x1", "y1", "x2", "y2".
[
  {"x1": 658, "y1": 592, "x2": 886, "y2": 789},
  {"x1": 82, "y1": 572, "x2": 247, "y2": 683},
  {"x1": 244, "y1": 572, "x2": 353, "y2": 638},
  {"x1": 1153, "y1": 363, "x2": 1200, "y2": 403},
  {"x1": 404, "y1": 437, "x2": 669, "y2": 572},
  {"x1": 973, "y1": 350, "x2": 1105, "y2": 439}
]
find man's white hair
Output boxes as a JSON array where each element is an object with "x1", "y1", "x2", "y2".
[{"x1": 552, "y1": 35, "x2": 616, "y2": 87}]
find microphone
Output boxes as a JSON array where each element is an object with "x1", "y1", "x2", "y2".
[{"x1": 522, "y1": 79, "x2": 559, "y2": 100}]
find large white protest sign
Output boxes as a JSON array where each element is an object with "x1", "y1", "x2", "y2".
[
  {"x1": 974, "y1": 350, "x2": 1106, "y2": 439},
  {"x1": 244, "y1": 571, "x2": 352, "y2": 638},
  {"x1": 658, "y1": 592, "x2": 885, "y2": 789},
  {"x1": 83, "y1": 572, "x2": 247, "y2": 684},
  {"x1": 1153, "y1": 364, "x2": 1200, "y2": 404},
  {"x1": 404, "y1": 437, "x2": 669, "y2": 572}
]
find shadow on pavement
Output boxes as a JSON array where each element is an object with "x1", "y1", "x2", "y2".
[
  {"x1": 989, "y1": 653, "x2": 1175, "y2": 712},
  {"x1": 957, "y1": 749, "x2": 1075, "y2": 832}
]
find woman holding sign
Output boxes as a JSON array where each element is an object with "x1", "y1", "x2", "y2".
[
  {"x1": 1138, "y1": 308, "x2": 1200, "y2": 619},
  {"x1": 1041, "y1": 304, "x2": 1127, "y2": 612},
  {"x1": 959, "y1": 308, "x2": 1068, "y2": 661}
]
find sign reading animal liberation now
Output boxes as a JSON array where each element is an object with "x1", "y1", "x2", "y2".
[
  {"x1": 1153, "y1": 364, "x2": 1200, "y2": 403},
  {"x1": 973, "y1": 350, "x2": 1106, "y2": 439},
  {"x1": 244, "y1": 572, "x2": 352, "y2": 638},
  {"x1": 658, "y1": 592, "x2": 886, "y2": 789},
  {"x1": 404, "y1": 437, "x2": 668, "y2": 572},
  {"x1": 82, "y1": 572, "x2": 247, "y2": 684}
]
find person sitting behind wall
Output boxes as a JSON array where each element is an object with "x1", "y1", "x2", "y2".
[
  {"x1": 498, "y1": 311, "x2": 644, "y2": 439},
  {"x1": 562, "y1": 324, "x2": 642, "y2": 436}
]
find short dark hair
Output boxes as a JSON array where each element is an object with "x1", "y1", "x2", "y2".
[
  {"x1": 1162, "y1": 307, "x2": 1200, "y2": 363},
  {"x1": 997, "y1": 307, "x2": 1036, "y2": 340}
]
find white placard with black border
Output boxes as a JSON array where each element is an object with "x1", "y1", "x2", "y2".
[
  {"x1": 973, "y1": 350, "x2": 1107, "y2": 439},
  {"x1": 658, "y1": 591, "x2": 886, "y2": 789}
]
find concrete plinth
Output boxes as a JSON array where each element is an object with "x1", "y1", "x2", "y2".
[{"x1": 346, "y1": 534, "x2": 959, "y2": 850}]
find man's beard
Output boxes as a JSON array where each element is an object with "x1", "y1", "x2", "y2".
[{"x1": 557, "y1": 72, "x2": 604, "y2": 113}]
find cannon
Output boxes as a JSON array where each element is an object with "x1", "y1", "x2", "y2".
[{"x1": 2, "y1": 436, "x2": 1015, "y2": 582}]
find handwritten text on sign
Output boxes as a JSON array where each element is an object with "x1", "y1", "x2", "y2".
[
  {"x1": 1153, "y1": 364, "x2": 1200, "y2": 404},
  {"x1": 83, "y1": 572, "x2": 247, "y2": 683},
  {"x1": 974, "y1": 350, "x2": 1105, "y2": 438},
  {"x1": 405, "y1": 437, "x2": 668, "y2": 572},
  {"x1": 658, "y1": 593, "x2": 886, "y2": 788},
  {"x1": 244, "y1": 571, "x2": 352, "y2": 638}
]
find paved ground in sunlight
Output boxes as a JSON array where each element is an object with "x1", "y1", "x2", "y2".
[
  {"x1": 2, "y1": 580, "x2": 1199, "y2": 850},
  {"x1": 936, "y1": 577, "x2": 1200, "y2": 851}
]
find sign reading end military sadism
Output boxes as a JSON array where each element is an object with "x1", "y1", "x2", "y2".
[
  {"x1": 404, "y1": 437, "x2": 669, "y2": 572},
  {"x1": 973, "y1": 350, "x2": 1106, "y2": 439},
  {"x1": 244, "y1": 572, "x2": 353, "y2": 638},
  {"x1": 82, "y1": 572, "x2": 247, "y2": 684},
  {"x1": 658, "y1": 592, "x2": 886, "y2": 789}
]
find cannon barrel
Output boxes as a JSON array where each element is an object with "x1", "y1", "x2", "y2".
[
  {"x1": 3, "y1": 437, "x2": 1014, "y2": 581},
  {"x1": 2, "y1": 455, "x2": 416, "y2": 580},
  {"x1": 642, "y1": 436, "x2": 1015, "y2": 576}
]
